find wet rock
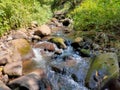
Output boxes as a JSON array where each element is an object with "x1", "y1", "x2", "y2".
[
  {"x1": 51, "y1": 66, "x2": 63, "y2": 73},
  {"x1": 65, "y1": 58, "x2": 77, "y2": 67},
  {"x1": 80, "y1": 49, "x2": 91, "y2": 57},
  {"x1": 102, "y1": 78, "x2": 120, "y2": 90},
  {"x1": 49, "y1": 37, "x2": 67, "y2": 49},
  {"x1": 3, "y1": 61, "x2": 22, "y2": 76},
  {"x1": 54, "y1": 49, "x2": 62, "y2": 55},
  {"x1": 34, "y1": 25, "x2": 51, "y2": 37},
  {"x1": 8, "y1": 69, "x2": 51, "y2": 90},
  {"x1": 0, "y1": 80, "x2": 11, "y2": 90},
  {"x1": 34, "y1": 41, "x2": 57, "y2": 52},
  {"x1": 71, "y1": 37, "x2": 93, "y2": 51},
  {"x1": 85, "y1": 53, "x2": 119, "y2": 89}
]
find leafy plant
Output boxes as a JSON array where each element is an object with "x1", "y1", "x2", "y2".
[
  {"x1": 0, "y1": 0, "x2": 53, "y2": 36},
  {"x1": 69, "y1": 0, "x2": 120, "y2": 31}
]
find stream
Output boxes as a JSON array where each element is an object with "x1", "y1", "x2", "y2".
[{"x1": 23, "y1": 31, "x2": 90, "y2": 90}]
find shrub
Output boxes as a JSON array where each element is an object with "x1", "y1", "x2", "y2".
[
  {"x1": 0, "y1": 0, "x2": 53, "y2": 36},
  {"x1": 69, "y1": 0, "x2": 120, "y2": 31}
]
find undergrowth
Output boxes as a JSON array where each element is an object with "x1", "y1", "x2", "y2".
[
  {"x1": 69, "y1": 0, "x2": 120, "y2": 31},
  {"x1": 0, "y1": 0, "x2": 53, "y2": 36}
]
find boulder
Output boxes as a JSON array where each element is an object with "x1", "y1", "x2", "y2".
[
  {"x1": 49, "y1": 37, "x2": 67, "y2": 49},
  {"x1": 0, "y1": 80, "x2": 11, "y2": 90},
  {"x1": 8, "y1": 69, "x2": 51, "y2": 90},
  {"x1": 9, "y1": 39, "x2": 33, "y2": 60},
  {"x1": 34, "y1": 25, "x2": 51, "y2": 37},
  {"x1": 85, "y1": 53, "x2": 119, "y2": 89},
  {"x1": 34, "y1": 41, "x2": 57, "y2": 52},
  {"x1": 3, "y1": 61, "x2": 22, "y2": 76}
]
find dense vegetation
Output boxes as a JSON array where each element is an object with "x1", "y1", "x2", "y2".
[
  {"x1": 70, "y1": 0, "x2": 120, "y2": 31},
  {"x1": 0, "y1": 0, "x2": 120, "y2": 36},
  {"x1": 0, "y1": 0, "x2": 53, "y2": 35}
]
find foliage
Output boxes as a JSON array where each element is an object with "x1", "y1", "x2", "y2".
[
  {"x1": 51, "y1": 0, "x2": 82, "y2": 12},
  {"x1": 69, "y1": 0, "x2": 120, "y2": 31},
  {"x1": 0, "y1": 0, "x2": 53, "y2": 36}
]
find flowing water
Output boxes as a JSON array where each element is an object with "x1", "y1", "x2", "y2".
[{"x1": 23, "y1": 31, "x2": 90, "y2": 90}]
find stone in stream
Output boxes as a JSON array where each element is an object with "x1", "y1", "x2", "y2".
[
  {"x1": 49, "y1": 37, "x2": 67, "y2": 49},
  {"x1": 71, "y1": 37, "x2": 93, "y2": 51},
  {"x1": 34, "y1": 41, "x2": 57, "y2": 52},
  {"x1": 85, "y1": 53, "x2": 119, "y2": 90},
  {"x1": 3, "y1": 61, "x2": 22, "y2": 76},
  {"x1": 80, "y1": 49, "x2": 91, "y2": 57},
  {"x1": 8, "y1": 69, "x2": 51, "y2": 90},
  {"x1": 0, "y1": 80, "x2": 11, "y2": 90},
  {"x1": 34, "y1": 25, "x2": 51, "y2": 37}
]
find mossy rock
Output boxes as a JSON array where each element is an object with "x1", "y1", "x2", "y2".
[
  {"x1": 85, "y1": 53, "x2": 119, "y2": 89},
  {"x1": 11, "y1": 39, "x2": 31, "y2": 56},
  {"x1": 50, "y1": 37, "x2": 67, "y2": 49},
  {"x1": 80, "y1": 49, "x2": 90, "y2": 57}
]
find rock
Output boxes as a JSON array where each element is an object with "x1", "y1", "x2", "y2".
[
  {"x1": 12, "y1": 30, "x2": 28, "y2": 39},
  {"x1": 0, "y1": 51, "x2": 9, "y2": 65},
  {"x1": 65, "y1": 58, "x2": 77, "y2": 67},
  {"x1": 0, "y1": 51, "x2": 13, "y2": 64},
  {"x1": 85, "y1": 53, "x2": 119, "y2": 89},
  {"x1": 50, "y1": 37, "x2": 67, "y2": 49},
  {"x1": 34, "y1": 25, "x2": 51, "y2": 37},
  {"x1": 0, "y1": 74, "x2": 9, "y2": 84},
  {"x1": 101, "y1": 78, "x2": 120, "y2": 90},
  {"x1": 3, "y1": 61, "x2": 22, "y2": 76},
  {"x1": 8, "y1": 69, "x2": 51, "y2": 90},
  {"x1": 92, "y1": 43, "x2": 100, "y2": 50},
  {"x1": 95, "y1": 32, "x2": 109, "y2": 46},
  {"x1": 9, "y1": 39, "x2": 33, "y2": 59},
  {"x1": 0, "y1": 80, "x2": 11, "y2": 90},
  {"x1": 80, "y1": 49, "x2": 91, "y2": 57},
  {"x1": 31, "y1": 35, "x2": 41, "y2": 43},
  {"x1": 74, "y1": 37, "x2": 83, "y2": 43},
  {"x1": 71, "y1": 37, "x2": 93, "y2": 51},
  {"x1": 54, "y1": 49, "x2": 62, "y2": 55},
  {"x1": 34, "y1": 41, "x2": 57, "y2": 52},
  {"x1": 30, "y1": 21, "x2": 38, "y2": 28}
]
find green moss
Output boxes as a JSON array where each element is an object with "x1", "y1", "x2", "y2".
[
  {"x1": 85, "y1": 53, "x2": 119, "y2": 89},
  {"x1": 50, "y1": 37, "x2": 66, "y2": 49},
  {"x1": 80, "y1": 49, "x2": 90, "y2": 57},
  {"x1": 19, "y1": 44, "x2": 31, "y2": 56}
]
